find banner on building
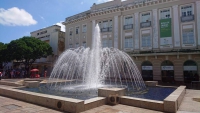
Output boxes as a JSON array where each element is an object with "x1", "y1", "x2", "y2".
[
  {"x1": 160, "y1": 18, "x2": 172, "y2": 46},
  {"x1": 161, "y1": 66, "x2": 174, "y2": 70},
  {"x1": 142, "y1": 66, "x2": 153, "y2": 70},
  {"x1": 184, "y1": 66, "x2": 197, "y2": 71}
]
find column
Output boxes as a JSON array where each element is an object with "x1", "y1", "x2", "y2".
[
  {"x1": 92, "y1": 20, "x2": 95, "y2": 40},
  {"x1": 114, "y1": 16, "x2": 119, "y2": 49},
  {"x1": 173, "y1": 5, "x2": 181, "y2": 47},
  {"x1": 152, "y1": 9, "x2": 159, "y2": 49},
  {"x1": 196, "y1": 1, "x2": 200, "y2": 46},
  {"x1": 120, "y1": 15, "x2": 123, "y2": 50},
  {"x1": 134, "y1": 12, "x2": 139, "y2": 50}
]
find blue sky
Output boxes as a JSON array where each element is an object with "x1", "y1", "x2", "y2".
[{"x1": 0, "y1": 0, "x2": 111, "y2": 43}]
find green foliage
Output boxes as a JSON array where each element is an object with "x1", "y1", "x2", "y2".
[
  {"x1": 7, "y1": 36, "x2": 53, "y2": 70},
  {"x1": 0, "y1": 42, "x2": 11, "y2": 65}
]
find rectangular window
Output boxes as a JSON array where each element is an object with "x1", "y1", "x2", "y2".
[
  {"x1": 102, "y1": 40, "x2": 107, "y2": 48},
  {"x1": 76, "y1": 27, "x2": 79, "y2": 34},
  {"x1": 108, "y1": 39, "x2": 112, "y2": 48},
  {"x1": 82, "y1": 25, "x2": 87, "y2": 33},
  {"x1": 124, "y1": 16, "x2": 133, "y2": 25},
  {"x1": 69, "y1": 44, "x2": 73, "y2": 48},
  {"x1": 102, "y1": 39, "x2": 112, "y2": 48},
  {"x1": 141, "y1": 13, "x2": 150, "y2": 23},
  {"x1": 182, "y1": 29, "x2": 194, "y2": 44},
  {"x1": 82, "y1": 42, "x2": 86, "y2": 48},
  {"x1": 69, "y1": 28, "x2": 73, "y2": 36},
  {"x1": 181, "y1": 5, "x2": 192, "y2": 17},
  {"x1": 160, "y1": 9, "x2": 170, "y2": 19},
  {"x1": 102, "y1": 21, "x2": 108, "y2": 28},
  {"x1": 76, "y1": 43, "x2": 79, "y2": 48},
  {"x1": 141, "y1": 34, "x2": 151, "y2": 47},
  {"x1": 124, "y1": 36, "x2": 133, "y2": 48}
]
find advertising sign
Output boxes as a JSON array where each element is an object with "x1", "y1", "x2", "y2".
[
  {"x1": 142, "y1": 66, "x2": 153, "y2": 70},
  {"x1": 161, "y1": 66, "x2": 174, "y2": 70},
  {"x1": 160, "y1": 18, "x2": 172, "y2": 46},
  {"x1": 184, "y1": 66, "x2": 197, "y2": 71}
]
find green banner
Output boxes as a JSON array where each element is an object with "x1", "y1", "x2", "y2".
[{"x1": 160, "y1": 18, "x2": 172, "y2": 38}]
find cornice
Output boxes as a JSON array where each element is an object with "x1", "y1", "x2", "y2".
[{"x1": 65, "y1": 0, "x2": 175, "y2": 25}]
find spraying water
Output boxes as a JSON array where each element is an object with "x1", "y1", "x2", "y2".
[{"x1": 46, "y1": 24, "x2": 146, "y2": 99}]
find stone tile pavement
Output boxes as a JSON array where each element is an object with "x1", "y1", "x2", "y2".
[{"x1": 0, "y1": 96, "x2": 64, "y2": 113}]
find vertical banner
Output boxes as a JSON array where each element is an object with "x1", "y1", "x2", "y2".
[{"x1": 160, "y1": 18, "x2": 172, "y2": 46}]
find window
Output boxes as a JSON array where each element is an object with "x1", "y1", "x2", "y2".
[
  {"x1": 76, "y1": 27, "x2": 79, "y2": 34},
  {"x1": 82, "y1": 25, "x2": 87, "y2": 33},
  {"x1": 102, "y1": 39, "x2": 112, "y2": 48},
  {"x1": 109, "y1": 20, "x2": 112, "y2": 27},
  {"x1": 181, "y1": 5, "x2": 192, "y2": 17},
  {"x1": 182, "y1": 29, "x2": 194, "y2": 44},
  {"x1": 160, "y1": 9, "x2": 170, "y2": 19},
  {"x1": 124, "y1": 36, "x2": 133, "y2": 48},
  {"x1": 76, "y1": 43, "x2": 79, "y2": 48},
  {"x1": 37, "y1": 33, "x2": 39, "y2": 35},
  {"x1": 69, "y1": 28, "x2": 73, "y2": 36},
  {"x1": 124, "y1": 16, "x2": 133, "y2": 25},
  {"x1": 69, "y1": 44, "x2": 73, "y2": 48},
  {"x1": 141, "y1": 13, "x2": 150, "y2": 23},
  {"x1": 102, "y1": 21, "x2": 108, "y2": 28},
  {"x1": 102, "y1": 40, "x2": 107, "y2": 48},
  {"x1": 82, "y1": 42, "x2": 86, "y2": 48},
  {"x1": 141, "y1": 34, "x2": 151, "y2": 47}
]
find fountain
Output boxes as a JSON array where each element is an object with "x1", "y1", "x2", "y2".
[{"x1": 44, "y1": 24, "x2": 147, "y2": 99}]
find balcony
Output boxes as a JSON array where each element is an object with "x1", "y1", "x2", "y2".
[
  {"x1": 140, "y1": 21, "x2": 151, "y2": 28},
  {"x1": 124, "y1": 24, "x2": 133, "y2": 30},
  {"x1": 101, "y1": 27, "x2": 112, "y2": 32},
  {"x1": 181, "y1": 15, "x2": 194, "y2": 22}
]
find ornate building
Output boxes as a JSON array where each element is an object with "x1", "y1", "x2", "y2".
[{"x1": 63, "y1": 0, "x2": 200, "y2": 83}]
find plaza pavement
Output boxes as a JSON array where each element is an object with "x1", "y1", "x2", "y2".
[{"x1": 0, "y1": 79, "x2": 199, "y2": 113}]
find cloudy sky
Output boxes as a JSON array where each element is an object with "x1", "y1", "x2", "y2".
[{"x1": 0, "y1": 0, "x2": 116, "y2": 43}]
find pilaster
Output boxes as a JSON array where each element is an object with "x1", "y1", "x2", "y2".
[
  {"x1": 173, "y1": 5, "x2": 181, "y2": 48},
  {"x1": 152, "y1": 9, "x2": 159, "y2": 49},
  {"x1": 196, "y1": 1, "x2": 200, "y2": 47},
  {"x1": 134, "y1": 12, "x2": 140, "y2": 50},
  {"x1": 114, "y1": 16, "x2": 119, "y2": 49}
]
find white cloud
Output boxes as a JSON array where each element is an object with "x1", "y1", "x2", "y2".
[
  {"x1": 56, "y1": 22, "x2": 65, "y2": 32},
  {"x1": 0, "y1": 7, "x2": 37, "y2": 26}
]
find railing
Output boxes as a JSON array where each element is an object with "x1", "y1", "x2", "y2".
[
  {"x1": 181, "y1": 15, "x2": 194, "y2": 22},
  {"x1": 124, "y1": 24, "x2": 133, "y2": 30},
  {"x1": 140, "y1": 21, "x2": 151, "y2": 28},
  {"x1": 101, "y1": 27, "x2": 112, "y2": 32}
]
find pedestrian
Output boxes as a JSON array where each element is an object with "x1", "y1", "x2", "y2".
[{"x1": 0, "y1": 72, "x2": 2, "y2": 80}]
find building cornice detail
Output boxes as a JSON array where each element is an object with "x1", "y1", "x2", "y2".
[{"x1": 64, "y1": 0, "x2": 175, "y2": 25}]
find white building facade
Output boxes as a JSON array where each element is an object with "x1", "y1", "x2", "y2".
[
  {"x1": 63, "y1": 0, "x2": 200, "y2": 83},
  {"x1": 30, "y1": 25, "x2": 65, "y2": 76}
]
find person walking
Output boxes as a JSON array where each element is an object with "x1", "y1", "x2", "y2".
[{"x1": 0, "y1": 72, "x2": 2, "y2": 80}]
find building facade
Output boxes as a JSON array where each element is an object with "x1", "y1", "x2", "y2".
[
  {"x1": 30, "y1": 25, "x2": 65, "y2": 76},
  {"x1": 63, "y1": 0, "x2": 200, "y2": 82}
]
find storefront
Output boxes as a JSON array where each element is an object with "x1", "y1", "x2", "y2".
[
  {"x1": 183, "y1": 60, "x2": 199, "y2": 83},
  {"x1": 161, "y1": 60, "x2": 174, "y2": 82},
  {"x1": 141, "y1": 61, "x2": 153, "y2": 81}
]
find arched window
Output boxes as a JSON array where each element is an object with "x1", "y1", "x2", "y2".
[
  {"x1": 161, "y1": 60, "x2": 174, "y2": 82},
  {"x1": 141, "y1": 61, "x2": 153, "y2": 81},
  {"x1": 183, "y1": 60, "x2": 198, "y2": 83}
]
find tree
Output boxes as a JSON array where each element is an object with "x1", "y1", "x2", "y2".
[
  {"x1": 0, "y1": 42, "x2": 11, "y2": 70},
  {"x1": 7, "y1": 36, "x2": 53, "y2": 76}
]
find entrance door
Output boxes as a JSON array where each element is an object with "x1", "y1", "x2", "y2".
[
  {"x1": 161, "y1": 60, "x2": 174, "y2": 82},
  {"x1": 183, "y1": 60, "x2": 198, "y2": 83},
  {"x1": 141, "y1": 61, "x2": 153, "y2": 81}
]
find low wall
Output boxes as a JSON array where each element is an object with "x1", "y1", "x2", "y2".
[
  {"x1": 0, "y1": 86, "x2": 85, "y2": 113},
  {"x1": 84, "y1": 97, "x2": 106, "y2": 111},
  {"x1": 120, "y1": 96, "x2": 164, "y2": 111},
  {"x1": 164, "y1": 86, "x2": 186, "y2": 113}
]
